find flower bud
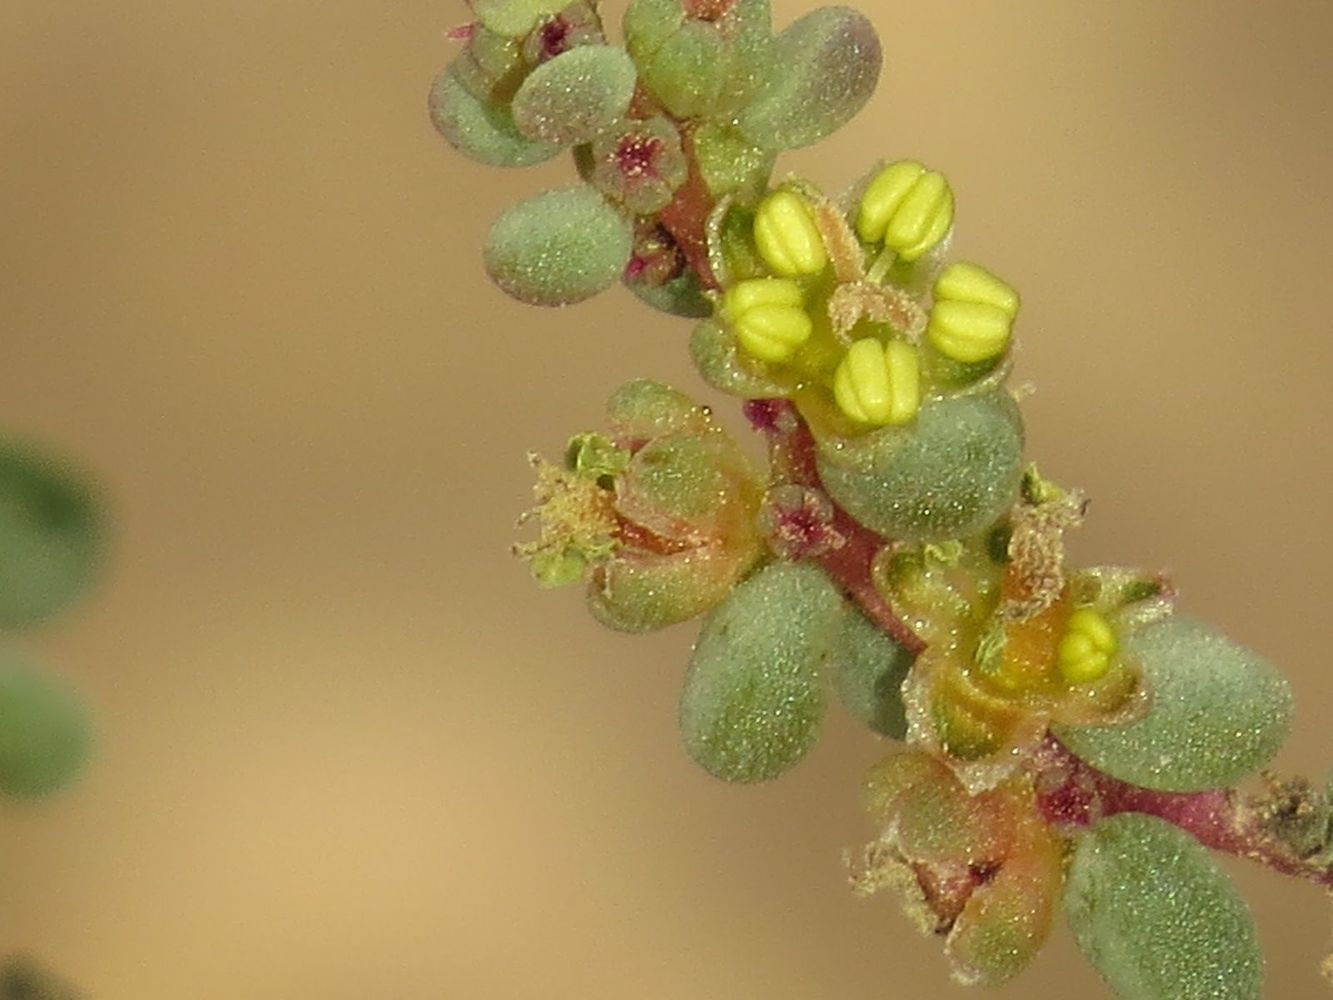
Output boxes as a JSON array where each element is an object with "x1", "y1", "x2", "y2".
[
  {"x1": 625, "y1": 0, "x2": 772, "y2": 119},
  {"x1": 451, "y1": 25, "x2": 527, "y2": 103},
  {"x1": 521, "y1": 2, "x2": 605, "y2": 65},
  {"x1": 857, "y1": 160, "x2": 954, "y2": 262},
  {"x1": 927, "y1": 262, "x2": 1019, "y2": 363},
  {"x1": 1056, "y1": 607, "x2": 1117, "y2": 685},
  {"x1": 688, "y1": 320, "x2": 790, "y2": 398},
  {"x1": 858, "y1": 751, "x2": 1061, "y2": 986},
  {"x1": 832, "y1": 339, "x2": 921, "y2": 427},
  {"x1": 691, "y1": 121, "x2": 775, "y2": 201},
  {"x1": 753, "y1": 189, "x2": 827, "y2": 277},
  {"x1": 723, "y1": 277, "x2": 812, "y2": 363}
]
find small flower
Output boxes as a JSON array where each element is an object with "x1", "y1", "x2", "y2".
[
  {"x1": 1058, "y1": 607, "x2": 1118, "y2": 684},
  {"x1": 589, "y1": 116, "x2": 688, "y2": 214},
  {"x1": 521, "y1": 2, "x2": 604, "y2": 65},
  {"x1": 854, "y1": 749, "x2": 1063, "y2": 987},
  {"x1": 876, "y1": 484, "x2": 1154, "y2": 789},
  {"x1": 516, "y1": 380, "x2": 765, "y2": 632}
]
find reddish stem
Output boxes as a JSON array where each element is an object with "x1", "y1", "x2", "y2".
[
  {"x1": 744, "y1": 399, "x2": 926, "y2": 656},
  {"x1": 657, "y1": 125, "x2": 720, "y2": 291},
  {"x1": 1034, "y1": 737, "x2": 1333, "y2": 890}
]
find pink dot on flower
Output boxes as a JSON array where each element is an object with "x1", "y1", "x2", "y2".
[
  {"x1": 616, "y1": 134, "x2": 663, "y2": 179},
  {"x1": 538, "y1": 17, "x2": 571, "y2": 59}
]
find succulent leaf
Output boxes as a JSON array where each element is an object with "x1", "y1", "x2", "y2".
[
  {"x1": 831, "y1": 606, "x2": 913, "y2": 738},
  {"x1": 1054, "y1": 616, "x2": 1292, "y2": 792},
  {"x1": 511, "y1": 45, "x2": 638, "y2": 146},
  {"x1": 484, "y1": 186, "x2": 632, "y2": 306},
  {"x1": 473, "y1": 0, "x2": 564, "y2": 37},
  {"x1": 680, "y1": 561, "x2": 844, "y2": 782},
  {"x1": 1065, "y1": 813, "x2": 1262, "y2": 1000},
  {"x1": 428, "y1": 69, "x2": 560, "y2": 167},
  {"x1": 640, "y1": 21, "x2": 727, "y2": 119},
  {"x1": 737, "y1": 7, "x2": 882, "y2": 150},
  {"x1": 815, "y1": 391, "x2": 1026, "y2": 542},
  {"x1": 626, "y1": 271, "x2": 713, "y2": 318}
]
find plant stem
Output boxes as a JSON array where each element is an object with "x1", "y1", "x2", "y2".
[
  {"x1": 657, "y1": 125, "x2": 720, "y2": 291},
  {"x1": 1034, "y1": 736, "x2": 1333, "y2": 891},
  {"x1": 745, "y1": 398, "x2": 925, "y2": 656}
]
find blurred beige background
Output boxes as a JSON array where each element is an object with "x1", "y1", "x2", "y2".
[{"x1": 2, "y1": 0, "x2": 1331, "y2": 996}]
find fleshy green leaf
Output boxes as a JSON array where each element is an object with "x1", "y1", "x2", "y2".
[
  {"x1": 588, "y1": 547, "x2": 740, "y2": 633},
  {"x1": 605, "y1": 378, "x2": 710, "y2": 441},
  {"x1": 1065, "y1": 813, "x2": 1262, "y2": 1000},
  {"x1": 428, "y1": 70, "x2": 559, "y2": 168},
  {"x1": 511, "y1": 46, "x2": 637, "y2": 145},
  {"x1": 451, "y1": 25, "x2": 527, "y2": 103},
  {"x1": 737, "y1": 7, "x2": 882, "y2": 150},
  {"x1": 472, "y1": 0, "x2": 563, "y2": 37},
  {"x1": 640, "y1": 21, "x2": 727, "y2": 119},
  {"x1": 691, "y1": 121, "x2": 775, "y2": 201},
  {"x1": 831, "y1": 606, "x2": 913, "y2": 739},
  {"x1": 623, "y1": 0, "x2": 684, "y2": 64},
  {"x1": 617, "y1": 434, "x2": 735, "y2": 532},
  {"x1": 0, "y1": 655, "x2": 91, "y2": 799},
  {"x1": 1054, "y1": 616, "x2": 1292, "y2": 792},
  {"x1": 484, "y1": 185, "x2": 632, "y2": 306},
  {"x1": 679, "y1": 561, "x2": 844, "y2": 782},
  {"x1": 815, "y1": 391, "x2": 1025, "y2": 542},
  {"x1": 688, "y1": 320, "x2": 789, "y2": 398},
  {"x1": 0, "y1": 441, "x2": 104, "y2": 629},
  {"x1": 626, "y1": 271, "x2": 713, "y2": 318}
]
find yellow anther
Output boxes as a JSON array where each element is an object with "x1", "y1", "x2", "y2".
[
  {"x1": 723, "y1": 277, "x2": 813, "y2": 363},
  {"x1": 833, "y1": 339, "x2": 920, "y2": 427},
  {"x1": 753, "y1": 190, "x2": 828, "y2": 277},
  {"x1": 1057, "y1": 607, "x2": 1118, "y2": 685},
  {"x1": 857, "y1": 161, "x2": 954, "y2": 262},
  {"x1": 935, "y1": 261, "x2": 1020, "y2": 316},
  {"x1": 927, "y1": 263, "x2": 1020, "y2": 364},
  {"x1": 856, "y1": 161, "x2": 924, "y2": 242}
]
